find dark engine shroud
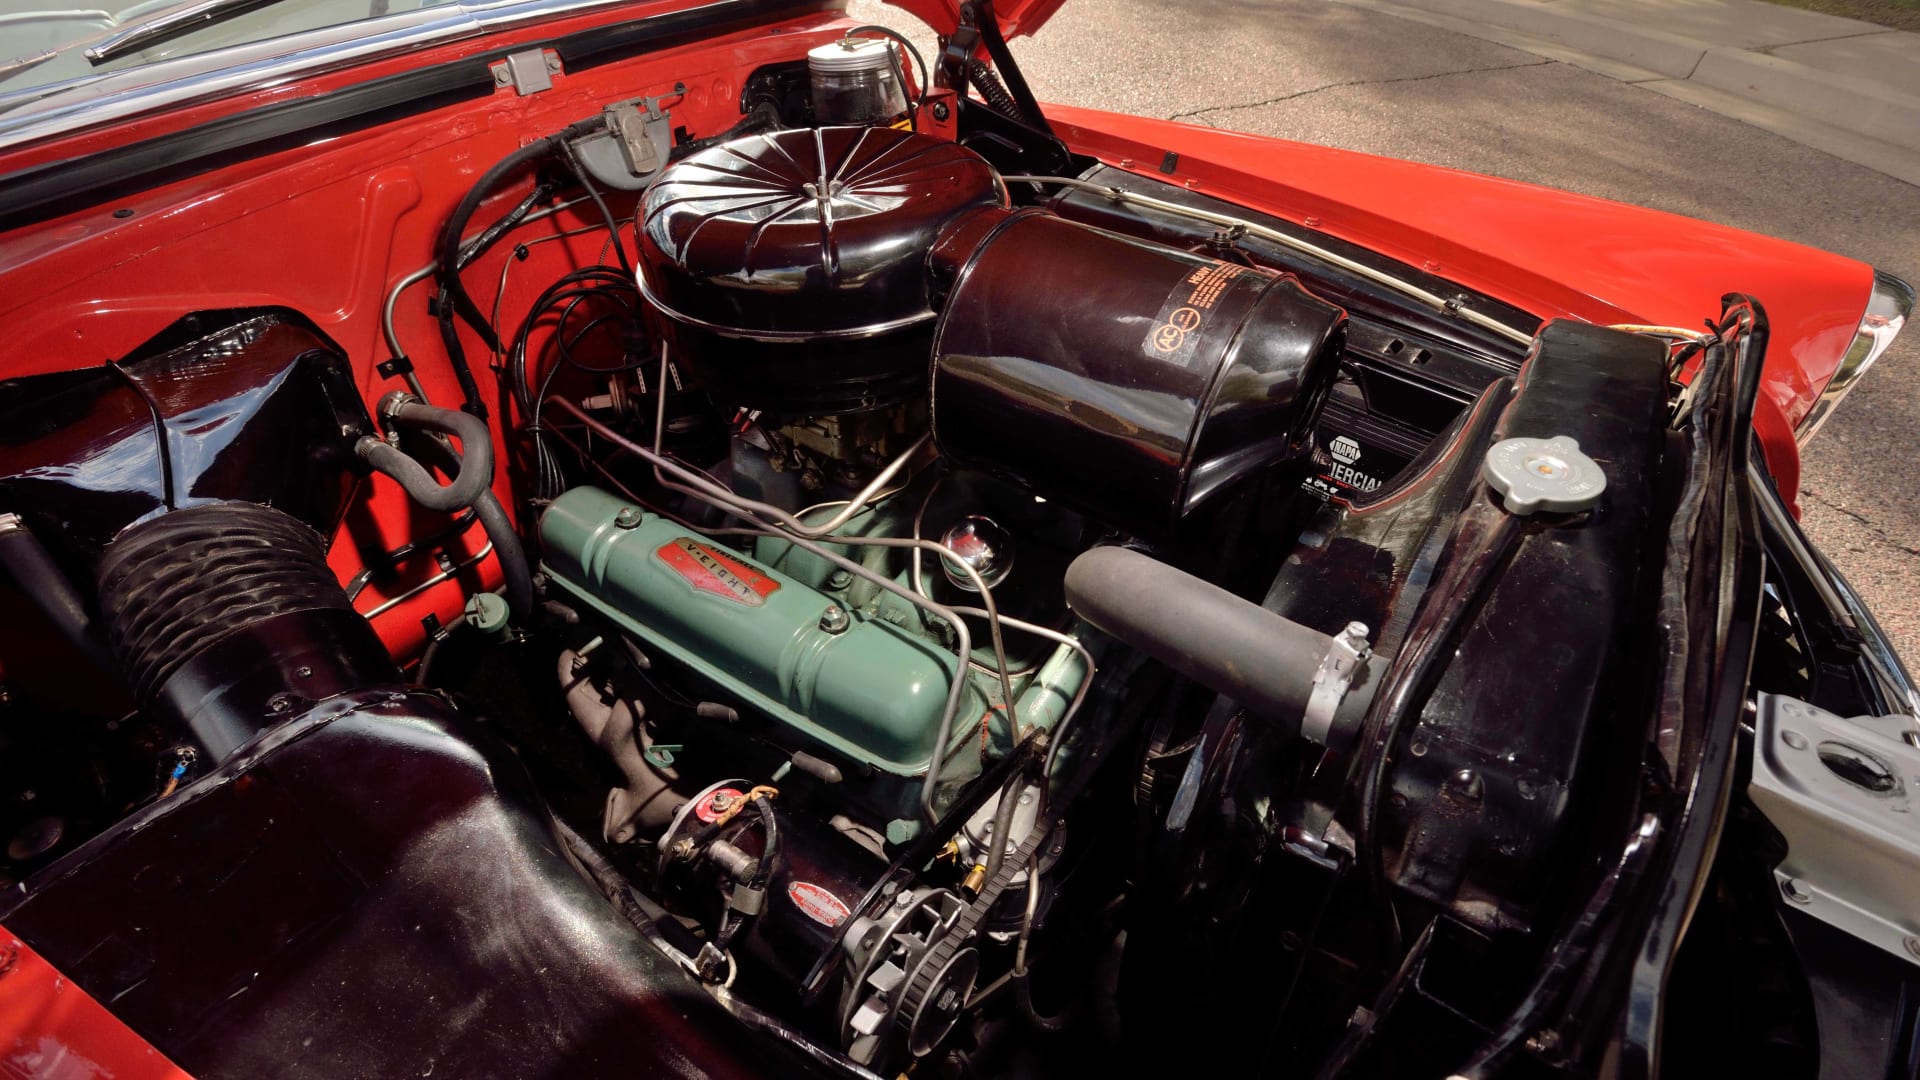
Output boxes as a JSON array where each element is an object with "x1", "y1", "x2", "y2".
[
  {"x1": 638, "y1": 128, "x2": 1348, "y2": 535},
  {"x1": 638, "y1": 126, "x2": 1004, "y2": 415},
  {"x1": 929, "y1": 209, "x2": 1346, "y2": 537}
]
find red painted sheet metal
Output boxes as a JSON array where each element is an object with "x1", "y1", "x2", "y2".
[
  {"x1": 0, "y1": 931, "x2": 192, "y2": 1080},
  {"x1": 1045, "y1": 105, "x2": 1870, "y2": 478},
  {"x1": 0, "y1": 8, "x2": 860, "y2": 661},
  {"x1": 879, "y1": 0, "x2": 1065, "y2": 38}
]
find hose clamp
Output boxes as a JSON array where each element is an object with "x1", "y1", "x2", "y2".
[
  {"x1": 377, "y1": 390, "x2": 420, "y2": 433},
  {"x1": 1302, "y1": 621, "x2": 1370, "y2": 746}
]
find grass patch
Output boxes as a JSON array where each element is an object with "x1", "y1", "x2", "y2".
[{"x1": 1760, "y1": 0, "x2": 1920, "y2": 31}]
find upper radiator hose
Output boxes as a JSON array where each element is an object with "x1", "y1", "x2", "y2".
[
  {"x1": 1064, "y1": 545, "x2": 1370, "y2": 738},
  {"x1": 97, "y1": 501, "x2": 396, "y2": 756}
]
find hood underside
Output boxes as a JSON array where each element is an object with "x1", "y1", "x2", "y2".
[{"x1": 881, "y1": 0, "x2": 1065, "y2": 38}]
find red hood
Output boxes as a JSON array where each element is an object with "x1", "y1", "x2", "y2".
[{"x1": 881, "y1": 0, "x2": 1066, "y2": 37}]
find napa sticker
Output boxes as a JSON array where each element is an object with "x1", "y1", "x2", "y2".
[
  {"x1": 1305, "y1": 434, "x2": 1384, "y2": 499},
  {"x1": 656, "y1": 538, "x2": 782, "y2": 607}
]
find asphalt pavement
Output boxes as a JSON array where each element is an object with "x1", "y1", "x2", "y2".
[{"x1": 850, "y1": 0, "x2": 1920, "y2": 664}]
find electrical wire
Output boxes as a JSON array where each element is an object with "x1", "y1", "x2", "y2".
[
  {"x1": 549, "y1": 388, "x2": 1016, "y2": 824},
  {"x1": 844, "y1": 25, "x2": 928, "y2": 117},
  {"x1": 382, "y1": 195, "x2": 596, "y2": 382}
]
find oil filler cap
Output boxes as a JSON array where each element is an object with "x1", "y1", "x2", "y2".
[{"x1": 1483, "y1": 435, "x2": 1606, "y2": 515}]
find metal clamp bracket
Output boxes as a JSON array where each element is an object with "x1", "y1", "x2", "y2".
[{"x1": 1302, "y1": 621, "x2": 1370, "y2": 746}]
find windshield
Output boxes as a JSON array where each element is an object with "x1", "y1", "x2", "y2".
[{"x1": 0, "y1": 0, "x2": 454, "y2": 94}]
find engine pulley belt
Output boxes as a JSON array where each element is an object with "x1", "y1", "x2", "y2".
[
  {"x1": 800, "y1": 734, "x2": 1043, "y2": 1000},
  {"x1": 902, "y1": 806, "x2": 1060, "y2": 1021}
]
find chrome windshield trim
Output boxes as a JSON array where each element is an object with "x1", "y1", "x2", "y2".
[
  {"x1": 86, "y1": 0, "x2": 293, "y2": 65},
  {"x1": 1797, "y1": 268, "x2": 1914, "y2": 447},
  {"x1": 0, "y1": 0, "x2": 669, "y2": 151},
  {"x1": 1749, "y1": 458, "x2": 1919, "y2": 718}
]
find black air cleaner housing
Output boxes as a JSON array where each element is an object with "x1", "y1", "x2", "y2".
[
  {"x1": 637, "y1": 126, "x2": 1004, "y2": 414},
  {"x1": 929, "y1": 210, "x2": 1348, "y2": 538}
]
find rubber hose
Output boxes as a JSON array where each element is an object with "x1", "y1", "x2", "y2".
[
  {"x1": 0, "y1": 519, "x2": 114, "y2": 672},
  {"x1": 95, "y1": 503, "x2": 396, "y2": 759},
  {"x1": 1063, "y1": 545, "x2": 1333, "y2": 724},
  {"x1": 415, "y1": 614, "x2": 467, "y2": 687},
  {"x1": 980, "y1": 775, "x2": 1023, "y2": 892},
  {"x1": 405, "y1": 432, "x2": 534, "y2": 622},
  {"x1": 355, "y1": 400, "x2": 495, "y2": 512},
  {"x1": 1016, "y1": 974, "x2": 1071, "y2": 1033},
  {"x1": 434, "y1": 137, "x2": 556, "y2": 353},
  {"x1": 469, "y1": 490, "x2": 533, "y2": 620}
]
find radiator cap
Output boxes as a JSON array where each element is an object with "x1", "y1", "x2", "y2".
[{"x1": 1483, "y1": 435, "x2": 1606, "y2": 514}]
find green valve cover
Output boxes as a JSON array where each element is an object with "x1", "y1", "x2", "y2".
[{"x1": 540, "y1": 486, "x2": 991, "y2": 775}]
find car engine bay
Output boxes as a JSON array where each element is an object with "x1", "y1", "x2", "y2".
[{"x1": 0, "y1": 19, "x2": 1898, "y2": 1078}]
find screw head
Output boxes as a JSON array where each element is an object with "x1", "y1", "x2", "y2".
[
  {"x1": 1782, "y1": 729, "x2": 1809, "y2": 750},
  {"x1": 826, "y1": 569, "x2": 853, "y2": 590},
  {"x1": 819, "y1": 605, "x2": 850, "y2": 634},
  {"x1": 492, "y1": 65, "x2": 511, "y2": 86},
  {"x1": 614, "y1": 507, "x2": 643, "y2": 529},
  {"x1": 1904, "y1": 936, "x2": 1920, "y2": 961},
  {"x1": 1781, "y1": 877, "x2": 1813, "y2": 904},
  {"x1": 932, "y1": 101, "x2": 950, "y2": 121}
]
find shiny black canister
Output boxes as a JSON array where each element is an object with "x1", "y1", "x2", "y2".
[
  {"x1": 637, "y1": 127, "x2": 1004, "y2": 415},
  {"x1": 929, "y1": 211, "x2": 1348, "y2": 538}
]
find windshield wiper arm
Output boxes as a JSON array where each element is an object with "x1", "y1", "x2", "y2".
[{"x1": 85, "y1": 0, "x2": 290, "y2": 65}]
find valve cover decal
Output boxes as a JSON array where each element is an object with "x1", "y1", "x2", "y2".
[{"x1": 657, "y1": 537, "x2": 781, "y2": 606}]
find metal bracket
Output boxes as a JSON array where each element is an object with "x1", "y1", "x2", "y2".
[
  {"x1": 1750, "y1": 693, "x2": 1920, "y2": 967},
  {"x1": 570, "y1": 92, "x2": 676, "y2": 191},
  {"x1": 607, "y1": 97, "x2": 666, "y2": 175},
  {"x1": 1302, "y1": 621, "x2": 1371, "y2": 746},
  {"x1": 492, "y1": 49, "x2": 558, "y2": 96}
]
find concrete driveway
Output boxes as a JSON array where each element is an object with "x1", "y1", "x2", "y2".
[{"x1": 852, "y1": 0, "x2": 1920, "y2": 664}]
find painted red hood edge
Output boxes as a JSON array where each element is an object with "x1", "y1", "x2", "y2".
[
  {"x1": 0, "y1": 929, "x2": 193, "y2": 1079},
  {"x1": 879, "y1": 0, "x2": 1066, "y2": 38},
  {"x1": 1045, "y1": 105, "x2": 1873, "y2": 442}
]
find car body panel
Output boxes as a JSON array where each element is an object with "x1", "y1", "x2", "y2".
[
  {"x1": 0, "y1": 0, "x2": 1892, "y2": 1072},
  {"x1": 0, "y1": 2, "x2": 859, "y2": 664},
  {"x1": 0, "y1": 931, "x2": 192, "y2": 1080},
  {"x1": 1039, "y1": 106, "x2": 1873, "y2": 503},
  {"x1": 880, "y1": 0, "x2": 1065, "y2": 38}
]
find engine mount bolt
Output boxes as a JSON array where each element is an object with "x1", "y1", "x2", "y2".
[
  {"x1": 826, "y1": 569, "x2": 853, "y2": 590},
  {"x1": 819, "y1": 605, "x2": 850, "y2": 634},
  {"x1": 614, "y1": 507, "x2": 643, "y2": 529}
]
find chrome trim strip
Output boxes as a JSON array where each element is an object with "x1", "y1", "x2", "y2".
[
  {"x1": 1797, "y1": 268, "x2": 1914, "y2": 446},
  {"x1": 86, "y1": 0, "x2": 287, "y2": 65},
  {"x1": 0, "y1": 5, "x2": 482, "y2": 146},
  {"x1": 1749, "y1": 458, "x2": 1919, "y2": 718},
  {"x1": 637, "y1": 273, "x2": 938, "y2": 342},
  {"x1": 0, "y1": 0, "x2": 718, "y2": 151}
]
